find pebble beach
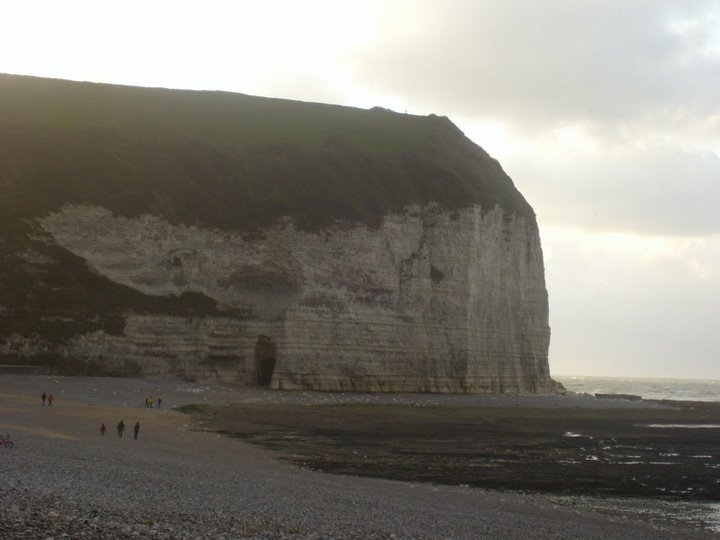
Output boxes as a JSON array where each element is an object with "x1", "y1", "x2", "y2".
[{"x1": 1, "y1": 375, "x2": 718, "y2": 539}]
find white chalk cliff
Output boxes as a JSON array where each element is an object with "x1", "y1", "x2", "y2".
[{"x1": 37, "y1": 202, "x2": 553, "y2": 393}]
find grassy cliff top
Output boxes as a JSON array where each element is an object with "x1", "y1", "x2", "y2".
[{"x1": 0, "y1": 73, "x2": 535, "y2": 232}]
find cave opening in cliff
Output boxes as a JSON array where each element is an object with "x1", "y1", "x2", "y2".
[{"x1": 255, "y1": 335, "x2": 276, "y2": 386}]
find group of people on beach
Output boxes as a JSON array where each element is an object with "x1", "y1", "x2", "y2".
[
  {"x1": 144, "y1": 395, "x2": 161, "y2": 408},
  {"x1": 100, "y1": 420, "x2": 140, "y2": 440},
  {"x1": 41, "y1": 391, "x2": 145, "y2": 441}
]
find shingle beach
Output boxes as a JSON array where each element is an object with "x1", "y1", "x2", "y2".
[{"x1": 1, "y1": 375, "x2": 717, "y2": 539}]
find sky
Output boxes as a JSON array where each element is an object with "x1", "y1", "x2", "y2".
[{"x1": 2, "y1": 0, "x2": 719, "y2": 379}]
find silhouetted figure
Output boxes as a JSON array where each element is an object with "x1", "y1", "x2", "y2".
[
  {"x1": 100, "y1": 423, "x2": 106, "y2": 436},
  {"x1": 157, "y1": 397, "x2": 162, "y2": 408},
  {"x1": 117, "y1": 420, "x2": 125, "y2": 438},
  {"x1": 47, "y1": 394, "x2": 54, "y2": 407},
  {"x1": 133, "y1": 421, "x2": 140, "y2": 440},
  {"x1": 41, "y1": 393, "x2": 47, "y2": 406}
]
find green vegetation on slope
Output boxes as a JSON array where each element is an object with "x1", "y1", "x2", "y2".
[
  {"x1": 0, "y1": 75, "x2": 432, "y2": 153},
  {"x1": 0, "y1": 73, "x2": 534, "y2": 233}
]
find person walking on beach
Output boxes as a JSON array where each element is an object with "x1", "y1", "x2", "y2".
[
  {"x1": 47, "y1": 394, "x2": 54, "y2": 407},
  {"x1": 157, "y1": 397, "x2": 162, "y2": 408},
  {"x1": 100, "y1": 423, "x2": 106, "y2": 436},
  {"x1": 41, "y1": 393, "x2": 47, "y2": 406},
  {"x1": 133, "y1": 421, "x2": 140, "y2": 440},
  {"x1": 117, "y1": 420, "x2": 125, "y2": 438}
]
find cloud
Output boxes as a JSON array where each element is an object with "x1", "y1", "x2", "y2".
[
  {"x1": 345, "y1": 0, "x2": 720, "y2": 132},
  {"x1": 505, "y1": 143, "x2": 720, "y2": 236},
  {"x1": 327, "y1": 0, "x2": 720, "y2": 240},
  {"x1": 543, "y1": 226, "x2": 720, "y2": 378}
]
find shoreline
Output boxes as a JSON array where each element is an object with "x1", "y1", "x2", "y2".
[
  {"x1": 2, "y1": 374, "x2": 719, "y2": 538},
  {"x1": 0, "y1": 373, "x2": 682, "y2": 408}
]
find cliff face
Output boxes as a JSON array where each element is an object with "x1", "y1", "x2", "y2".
[
  {"x1": 0, "y1": 74, "x2": 555, "y2": 393},
  {"x1": 28, "y1": 202, "x2": 552, "y2": 392}
]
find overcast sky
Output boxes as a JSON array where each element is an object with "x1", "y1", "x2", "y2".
[{"x1": 2, "y1": 0, "x2": 719, "y2": 379}]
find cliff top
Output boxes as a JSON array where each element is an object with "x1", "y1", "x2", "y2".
[{"x1": 0, "y1": 73, "x2": 534, "y2": 232}]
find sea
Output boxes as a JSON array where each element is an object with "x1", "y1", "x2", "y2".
[{"x1": 555, "y1": 375, "x2": 720, "y2": 402}]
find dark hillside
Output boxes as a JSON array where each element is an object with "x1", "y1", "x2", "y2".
[{"x1": 0, "y1": 74, "x2": 534, "y2": 233}]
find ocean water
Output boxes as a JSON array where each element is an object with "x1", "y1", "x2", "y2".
[{"x1": 555, "y1": 375, "x2": 720, "y2": 402}]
